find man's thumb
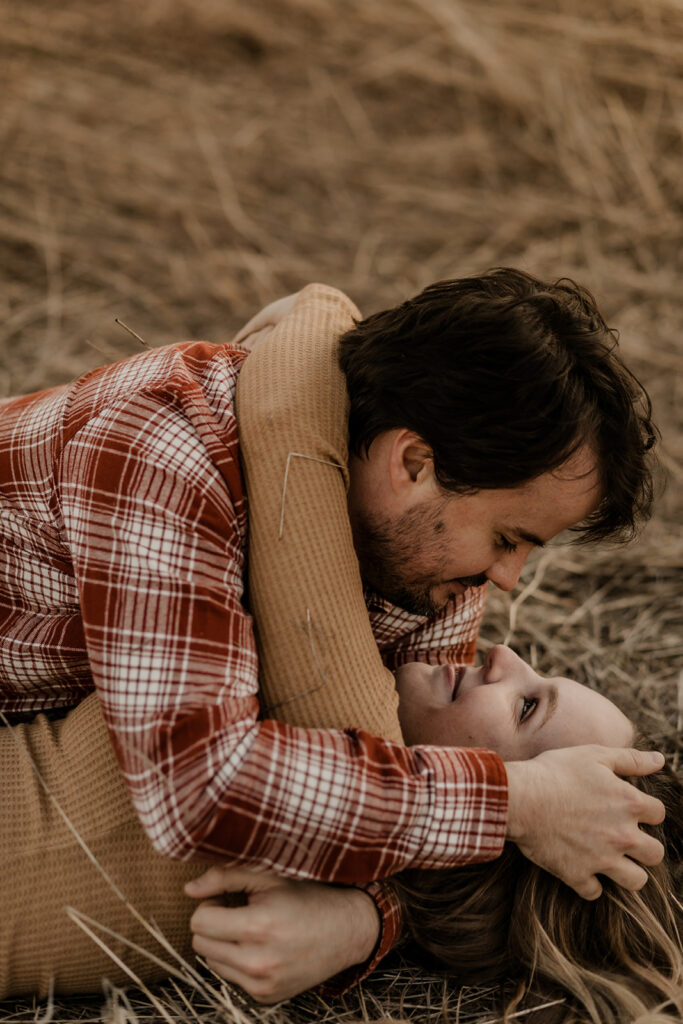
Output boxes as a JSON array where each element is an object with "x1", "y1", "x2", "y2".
[
  {"x1": 610, "y1": 747, "x2": 664, "y2": 777},
  {"x1": 185, "y1": 865, "x2": 279, "y2": 898}
]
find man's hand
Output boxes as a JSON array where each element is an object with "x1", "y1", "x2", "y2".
[
  {"x1": 184, "y1": 866, "x2": 380, "y2": 1003},
  {"x1": 505, "y1": 745, "x2": 666, "y2": 899}
]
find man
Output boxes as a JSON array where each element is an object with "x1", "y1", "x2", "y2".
[{"x1": 0, "y1": 269, "x2": 664, "y2": 996}]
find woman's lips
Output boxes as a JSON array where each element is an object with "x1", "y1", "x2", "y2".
[{"x1": 451, "y1": 666, "x2": 465, "y2": 701}]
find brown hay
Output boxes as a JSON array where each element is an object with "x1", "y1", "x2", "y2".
[{"x1": 0, "y1": 0, "x2": 681, "y2": 1020}]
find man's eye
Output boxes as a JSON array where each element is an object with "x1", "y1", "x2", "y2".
[
  {"x1": 520, "y1": 697, "x2": 537, "y2": 722},
  {"x1": 497, "y1": 534, "x2": 518, "y2": 553}
]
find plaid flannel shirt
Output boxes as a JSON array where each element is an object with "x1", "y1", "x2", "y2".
[{"x1": 0, "y1": 341, "x2": 507, "y2": 985}]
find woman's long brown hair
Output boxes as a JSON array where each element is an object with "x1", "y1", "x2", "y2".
[{"x1": 390, "y1": 762, "x2": 683, "y2": 1024}]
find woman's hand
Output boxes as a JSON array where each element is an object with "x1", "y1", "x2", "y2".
[
  {"x1": 232, "y1": 292, "x2": 301, "y2": 351},
  {"x1": 185, "y1": 866, "x2": 380, "y2": 1003}
]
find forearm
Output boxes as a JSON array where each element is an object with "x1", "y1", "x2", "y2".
[{"x1": 146, "y1": 716, "x2": 508, "y2": 881}]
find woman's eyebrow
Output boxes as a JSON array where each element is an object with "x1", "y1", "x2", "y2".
[{"x1": 534, "y1": 683, "x2": 559, "y2": 731}]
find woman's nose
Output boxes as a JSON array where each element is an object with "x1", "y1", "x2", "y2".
[{"x1": 484, "y1": 644, "x2": 524, "y2": 682}]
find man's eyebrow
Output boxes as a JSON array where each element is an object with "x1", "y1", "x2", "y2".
[
  {"x1": 515, "y1": 529, "x2": 546, "y2": 548},
  {"x1": 535, "y1": 683, "x2": 559, "y2": 731}
]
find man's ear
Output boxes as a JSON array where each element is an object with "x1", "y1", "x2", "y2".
[{"x1": 388, "y1": 430, "x2": 435, "y2": 492}]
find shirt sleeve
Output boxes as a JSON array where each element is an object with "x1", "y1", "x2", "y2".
[{"x1": 57, "y1": 388, "x2": 507, "y2": 882}]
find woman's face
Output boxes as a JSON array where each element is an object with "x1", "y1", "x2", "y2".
[{"x1": 395, "y1": 645, "x2": 634, "y2": 760}]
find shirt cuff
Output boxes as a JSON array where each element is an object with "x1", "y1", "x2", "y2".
[{"x1": 318, "y1": 880, "x2": 403, "y2": 996}]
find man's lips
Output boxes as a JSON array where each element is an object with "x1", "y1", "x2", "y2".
[{"x1": 451, "y1": 666, "x2": 465, "y2": 701}]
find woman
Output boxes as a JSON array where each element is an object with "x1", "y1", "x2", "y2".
[{"x1": 392, "y1": 651, "x2": 683, "y2": 1024}]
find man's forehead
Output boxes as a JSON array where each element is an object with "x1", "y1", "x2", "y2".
[
  {"x1": 500, "y1": 456, "x2": 601, "y2": 536},
  {"x1": 550, "y1": 445, "x2": 601, "y2": 489}
]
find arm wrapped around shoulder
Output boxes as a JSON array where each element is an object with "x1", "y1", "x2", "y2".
[{"x1": 236, "y1": 283, "x2": 403, "y2": 741}]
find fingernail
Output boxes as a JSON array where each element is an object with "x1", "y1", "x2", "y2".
[
  {"x1": 185, "y1": 879, "x2": 199, "y2": 892},
  {"x1": 649, "y1": 751, "x2": 665, "y2": 766}
]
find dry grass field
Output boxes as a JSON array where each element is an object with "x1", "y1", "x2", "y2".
[{"x1": 0, "y1": 0, "x2": 681, "y2": 1021}]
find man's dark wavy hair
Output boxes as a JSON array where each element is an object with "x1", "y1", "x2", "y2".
[{"x1": 338, "y1": 268, "x2": 658, "y2": 542}]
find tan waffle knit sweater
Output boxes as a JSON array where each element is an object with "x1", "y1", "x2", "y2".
[
  {"x1": 235, "y1": 284, "x2": 402, "y2": 739},
  {"x1": 0, "y1": 284, "x2": 401, "y2": 997}
]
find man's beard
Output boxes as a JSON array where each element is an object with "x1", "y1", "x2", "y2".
[{"x1": 351, "y1": 499, "x2": 487, "y2": 617}]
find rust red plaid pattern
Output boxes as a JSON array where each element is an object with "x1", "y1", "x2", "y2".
[
  {"x1": 0, "y1": 343, "x2": 506, "y2": 927},
  {"x1": 367, "y1": 585, "x2": 486, "y2": 669}
]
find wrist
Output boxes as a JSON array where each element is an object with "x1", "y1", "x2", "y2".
[
  {"x1": 504, "y1": 760, "x2": 532, "y2": 842},
  {"x1": 343, "y1": 887, "x2": 381, "y2": 966}
]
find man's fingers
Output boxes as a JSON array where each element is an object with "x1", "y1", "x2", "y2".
[
  {"x1": 628, "y1": 830, "x2": 665, "y2": 867},
  {"x1": 191, "y1": 902, "x2": 259, "y2": 942},
  {"x1": 202, "y1": 959, "x2": 281, "y2": 1005},
  {"x1": 203, "y1": 956, "x2": 243, "y2": 987},
  {"x1": 506, "y1": 747, "x2": 671, "y2": 903},
  {"x1": 570, "y1": 876, "x2": 603, "y2": 901},
  {"x1": 637, "y1": 794, "x2": 666, "y2": 827},
  {"x1": 567, "y1": 833, "x2": 662, "y2": 899},
  {"x1": 193, "y1": 934, "x2": 283, "y2": 1001},
  {"x1": 197, "y1": 950, "x2": 274, "y2": 1003},
  {"x1": 193, "y1": 932, "x2": 249, "y2": 969},
  {"x1": 609, "y1": 747, "x2": 665, "y2": 777},
  {"x1": 185, "y1": 866, "x2": 234, "y2": 898},
  {"x1": 601, "y1": 858, "x2": 650, "y2": 892},
  {"x1": 185, "y1": 866, "x2": 280, "y2": 899}
]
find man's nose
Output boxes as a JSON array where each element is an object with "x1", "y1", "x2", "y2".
[{"x1": 486, "y1": 549, "x2": 529, "y2": 592}]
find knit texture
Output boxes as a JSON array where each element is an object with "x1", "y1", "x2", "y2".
[
  {"x1": 0, "y1": 696, "x2": 198, "y2": 996},
  {"x1": 235, "y1": 283, "x2": 403, "y2": 741}
]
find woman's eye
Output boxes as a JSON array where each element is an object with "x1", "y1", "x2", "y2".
[
  {"x1": 497, "y1": 534, "x2": 518, "y2": 553},
  {"x1": 520, "y1": 697, "x2": 537, "y2": 722}
]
